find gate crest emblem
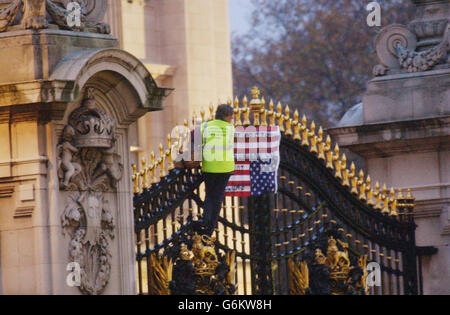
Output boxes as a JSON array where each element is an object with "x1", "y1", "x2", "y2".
[{"x1": 58, "y1": 88, "x2": 122, "y2": 295}]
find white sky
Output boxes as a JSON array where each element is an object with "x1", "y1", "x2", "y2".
[{"x1": 229, "y1": 0, "x2": 254, "y2": 36}]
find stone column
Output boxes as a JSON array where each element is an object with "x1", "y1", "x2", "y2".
[
  {"x1": 328, "y1": 0, "x2": 449, "y2": 294},
  {"x1": 0, "y1": 0, "x2": 169, "y2": 294}
]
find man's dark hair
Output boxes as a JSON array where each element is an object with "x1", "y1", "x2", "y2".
[{"x1": 215, "y1": 104, "x2": 234, "y2": 121}]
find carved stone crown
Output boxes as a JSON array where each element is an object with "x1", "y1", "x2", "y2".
[{"x1": 68, "y1": 88, "x2": 115, "y2": 148}]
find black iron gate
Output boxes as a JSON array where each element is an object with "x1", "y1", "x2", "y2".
[{"x1": 133, "y1": 94, "x2": 421, "y2": 295}]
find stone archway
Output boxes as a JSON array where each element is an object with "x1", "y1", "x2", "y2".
[{"x1": 0, "y1": 28, "x2": 169, "y2": 294}]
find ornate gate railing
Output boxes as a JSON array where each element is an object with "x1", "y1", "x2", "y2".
[{"x1": 133, "y1": 89, "x2": 421, "y2": 295}]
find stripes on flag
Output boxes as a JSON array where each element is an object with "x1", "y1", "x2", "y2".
[{"x1": 226, "y1": 126, "x2": 281, "y2": 197}]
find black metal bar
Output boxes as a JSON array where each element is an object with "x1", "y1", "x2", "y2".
[{"x1": 248, "y1": 193, "x2": 274, "y2": 295}]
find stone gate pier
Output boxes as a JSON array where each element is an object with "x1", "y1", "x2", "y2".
[
  {"x1": 329, "y1": 0, "x2": 449, "y2": 294},
  {"x1": 0, "y1": 0, "x2": 168, "y2": 294}
]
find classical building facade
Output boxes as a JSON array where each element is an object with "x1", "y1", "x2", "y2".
[
  {"x1": 104, "y1": 0, "x2": 233, "y2": 163},
  {"x1": 329, "y1": 0, "x2": 449, "y2": 294},
  {"x1": 0, "y1": 0, "x2": 232, "y2": 295}
]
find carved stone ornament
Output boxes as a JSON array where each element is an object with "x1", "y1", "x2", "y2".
[
  {"x1": 58, "y1": 88, "x2": 122, "y2": 295},
  {"x1": 0, "y1": 0, "x2": 109, "y2": 33},
  {"x1": 373, "y1": 0, "x2": 449, "y2": 76}
]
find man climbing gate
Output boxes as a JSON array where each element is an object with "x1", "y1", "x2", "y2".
[{"x1": 176, "y1": 104, "x2": 235, "y2": 235}]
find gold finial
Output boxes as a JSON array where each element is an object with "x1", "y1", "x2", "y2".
[
  {"x1": 159, "y1": 143, "x2": 166, "y2": 178},
  {"x1": 141, "y1": 158, "x2": 149, "y2": 190},
  {"x1": 390, "y1": 199, "x2": 398, "y2": 216},
  {"x1": 325, "y1": 136, "x2": 333, "y2": 169},
  {"x1": 268, "y1": 99, "x2": 276, "y2": 126},
  {"x1": 381, "y1": 184, "x2": 390, "y2": 214},
  {"x1": 276, "y1": 102, "x2": 285, "y2": 132},
  {"x1": 300, "y1": 115, "x2": 309, "y2": 147},
  {"x1": 293, "y1": 110, "x2": 301, "y2": 141},
  {"x1": 243, "y1": 96, "x2": 251, "y2": 125},
  {"x1": 284, "y1": 105, "x2": 293, "y2": 136},
  {"x1": 317, "y1": 127, "x2": 325, "y2": 160},
  {"x1": 191, "y1": 112, "x2": 196, "y2": 127},
  {"x1": 397, "y1": 189, "x2": 404, "y2": 200},
  {"x1": 132, "y1": 164, "x2": 140, "y2": 194},
  {"x1": 366, "y1": 176, "x2": 374, "y2": 206},
  {"x1": 358, "y1": 170, "x2": 366, "y2": 200},
  {"x1": 389, "y1": 187, "x2": 397, "y2": 216},
  {"x1": 261, "y1": 98, "x2": 268, "y2": 126},
  {"x1": 167, "y1": 134, "x2": 174, "y2": 171},
  {"x1": 309, "y1": 121, "x2": 318, "y2": 153},
  {"x1": 341, "y1": 154, "x2": 350, "y2": 187},
  {"x1": 150, "y1": 151, "x2": 158, "y2": 184},
  {"x1": 333, "y1": 144, "x2": 342, "y2": 179},
  {"x1": 374, "y1": 182, "x2": 382, "y2": 210},
  {"x1": 350, "y1": 162, "x2": 358, "y2": 195},
  {"x1": 243, "y1": 95, "x2": 248, "y2": 108},
  {"x1": 200, "y1": 109, "x2": 206, "y2": 122},
  {"x1": 209, "y1": 104, "x2": 215, "y2": 121},
  {"x1": 406, "y1": 188, "x2": 414, "y2": 200},
  {"x1": 251, "y1": 86, "x2": 261, "y2": 100},
  {"x1": 234, "y1": 97, "x2": 242, "y2": 126}
]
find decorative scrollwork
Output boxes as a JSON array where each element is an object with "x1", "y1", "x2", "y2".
[
  {"x1": 396, "y1": 38, "x2": 448, "y2": 73},
  {"x1": 59, "y1": 88, "x2": 122, "y2": 295},
  {"x1": 0, "y1": 0, "x2": 22, "y2": 32},
  {"x1": 0, "y1": 0, "x2": 110, "y2": 33}
]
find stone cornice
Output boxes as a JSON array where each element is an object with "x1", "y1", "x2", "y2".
[
  {"x1": 414, "y1": 198, "x2": 449, "y2": 218},
  {"x1": 328, "y1": 116, "x2": 450, "y2": 156},
  {"x1": 0, "y1": 80, "x2": 74, "y2": 107}
]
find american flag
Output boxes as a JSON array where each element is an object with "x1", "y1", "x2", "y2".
[{"x1": 225, "y1": 126, "x2": 281, "y2": 197}]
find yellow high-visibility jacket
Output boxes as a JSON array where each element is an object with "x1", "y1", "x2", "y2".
[{"x1": 201, "y1": 120, "x2": 235, "y2": 173}]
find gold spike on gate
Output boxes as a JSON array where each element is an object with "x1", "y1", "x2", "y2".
[
  {"x1": 234, "y1": 97, "x2": 242, "y2": 126},
  {"x1": 293, "y1": 110, "x2": 301, "y2": 141},
  {"x1": 333, "y1": 144, "x2": 342, "y2": 179},
  {"x1": 200, "y1": 109, "x2": 206, "y2": 122},
  {"x1": 261, "y1": 98, "x2": 268, "y2": 127},
  {"x1": 389, "y1": 188, "x2": 398, "y2": 216},
  {"x1": 159, "y1": 143, "x2": 166, "y2": 178},
  {"x1": 268, "y1": 99, "x2": 276, "y2": 127},
  {"x1": 150, "y1": 151, "x2": 158, "y2": 184},
  {"x1": 341, "y1": 154, "x2": 350, "y2": 187},
  {"x1": 374, "y1": 182, "x2": 381, "y2": 210},
  {"x1": 166, "y1": 134, "x2": 174, "y2": 171},
  {"x1": 358, "y1": 170, "x2": 367, "y2": 201},
  {"x1": 366, "y1": 176, "x2": 375, "y2": 206},
  {"x1": 209, "y1": 104, "x2": 215, "y2": 121},
  {"x1": 317, "y1": 127, "x2": 325, "y2": 160},
  {"x1": 325, "y1": 136, "x2": 334, "y2": 169},
  {"x1": 243, "y1": 96, "x2": 251, "y2": 126},
  {"x1": 141, "y1": 158, "x2": 149, "y2": 190},
  {"x1": 309, "y1": 121, "x2": 318, "y2": 153},
  {"x1": 381, "y1": 184, "x2": 390, "y2": 214},
  {"x1": 301, "y1": 115, "x2": 309, "y2": 147},
  {"x1": 132, "y1": 164, "x2": 140, "y2": 194},
  {"x1": 285, "y1": 105, "x2": 293, "y2": 136},
  {"x1": 276, "y1": 102, "x2": 284, "y2": 131},
  {"x1": 350, "y1": 162, "x2": 358, "y2": 195}
]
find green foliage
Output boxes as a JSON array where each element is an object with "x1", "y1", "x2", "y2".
[{"x1": 232, "y1": 0, "x2": 415, "y2": 126}]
